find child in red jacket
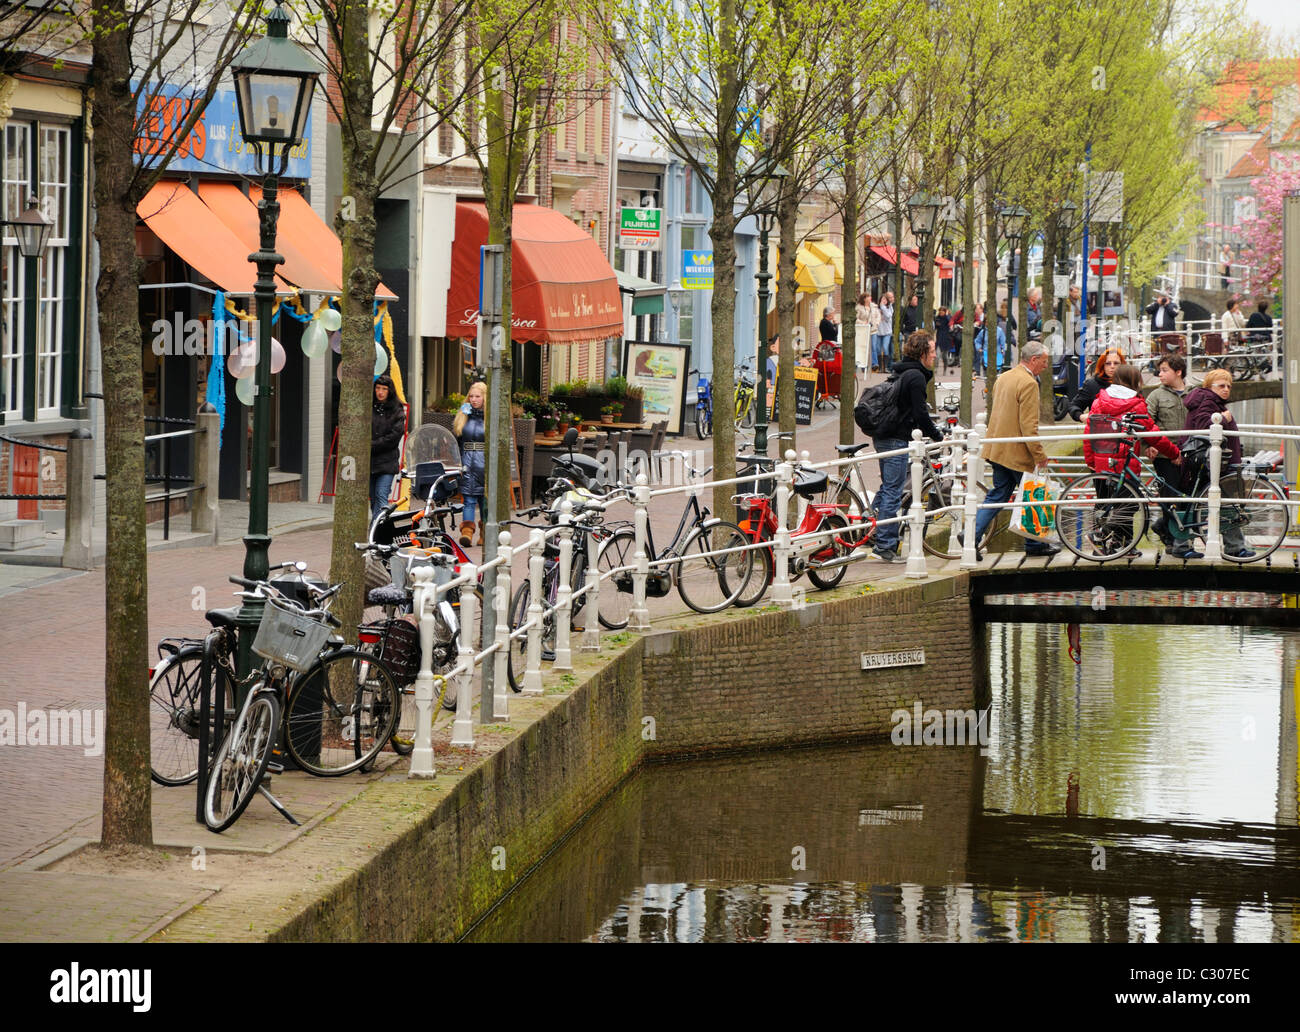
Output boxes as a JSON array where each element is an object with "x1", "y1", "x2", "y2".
[{"x1": 1083, "y1": 363, "x2": 1180, "y2": 475}]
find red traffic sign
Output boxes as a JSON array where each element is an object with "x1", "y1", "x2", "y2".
[{"x1": 1089, "y1": 247, "x2": 1118, "y2": 277}]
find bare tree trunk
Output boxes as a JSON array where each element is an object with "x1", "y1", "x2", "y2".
[
  {"x1": 776, "y1": 189, "x2": 798, "y2": 449},
  {"x1": 840, "y1": 148, "x2": 859, "y2": 445},
  {"x1": 961, "y1": 188, "x2": 975, "y2": 427},
  {"x1": 94, "y1": 0, "x2": 151, "y2": 845},
  {"x1": 328, "y1": 0, "x2": 379, "y2": 637},
  {"x1": 983, "y1": 175, "x2": 1000, "y2": 398}
]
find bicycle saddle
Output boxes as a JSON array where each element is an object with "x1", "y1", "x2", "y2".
[
  {"x1": 367, "y1": 584, "x2": 410, "y2": 606},
  {"x1": 835, "y1": 442, "x2": 872, "y2": 456},
  {"x1": 204, "y1": 606, "x2": 242, "y2": 629}
]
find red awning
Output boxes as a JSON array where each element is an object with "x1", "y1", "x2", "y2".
[
  {"x1": 934, "y1": 256, "x2": 954, "y2": 280},
  {"x1": 137, "y1": 181, "x2": 259, "y2": 295},
  {"x1": 869, "y1": 245, "x2": 919, "y2": 277},
  {"x1": 446, "y1": 203, "x2": 622, "y2": 344}
]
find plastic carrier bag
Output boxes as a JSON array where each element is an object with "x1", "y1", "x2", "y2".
[{"x1": 1009, "y1": 472, "x2": 1057, "y2": 541}]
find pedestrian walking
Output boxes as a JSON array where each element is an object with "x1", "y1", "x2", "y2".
[
  {"x1": 370, "y1": 374, "x2": 405, "y2": 519},
  {"x1": 869, "y1": 330, "x2": 944, "y2": 564},
  {"x1": 453, "y1": 380, "x2": 487, "y2": 547},
  {"x1": 1183, "y1": 369, "x2": 1253, "y2": 559},
  {"x1": 970, "y1": 340, "x2": 1060, "y2": 558},
  {"x1": 1221, "y1": 298, "x2": 1247, "y2": 347},
  {"x1": 1145, "y1": 354, "x2": 1191, "y2": 554},
  {"x1": 1246, "y1": 299, "x2": 1273, "y2": 343}
]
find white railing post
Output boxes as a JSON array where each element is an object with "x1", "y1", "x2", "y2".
[
  {"x1": 407, "y1": 566, "x2": 436, "y2": 779},
  {"x1": 582, "y1": 520, "x2": 601, "y2": 652},
  {"x1": 961, "y1": 427, "x2": 983, "y2": 569},
  {"x1": 905, "y1": 430, "x2": 929, "y2": 579},
  {"x1": 524, "y1": 528, "x2": 545, "y2": 695},
  {"x1": 630, "y1": 473, "x2": 651, "y2": 630},
  {"x1": 950, "y1": 425, "x2": 967, "y2": 516},
  {"x1": 554, "y1": 499, "x2": 574, "y2": 672},
  {"x1": 1204, "y1": 413, "x2": 1225, "y2": 561},
  {"x1": 450, "y1": 561, "x2": 477, "y2": 748},
  {"x1": 772, "y1": 450, "x2": 795, "y2": 605},
  {"x1": 492, "y1": 531, "x2": 511, "y2": 721}
]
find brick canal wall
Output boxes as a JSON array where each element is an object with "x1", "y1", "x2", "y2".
[{"x1": 271, "y1": 572, "x2": 976, "y2": 942}]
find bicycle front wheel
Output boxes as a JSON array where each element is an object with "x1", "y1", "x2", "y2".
[
  {"x1": 203, "y1": 691, "x2": 278, "y2": 832},
  {"x1": 676, "y1": 520, "x2": 753, "y2": 613},
  {"x1": 150, "y1": 647, "x2": 235, "y2": 787},
  {"x1": 1055, "y1": 472, "x2": 1146, "y2": 561},
  {"x1": 807, "y1": 513, "x2": 852, "y2": 590},
  {"x1": 696, "y1": 402, "x2": 711, "y2": 439},
  {"x1": 506, "y1": 581, "x2": 557, "y2": 692},
  {"x1": 284, "y1": 648, "x2": 400, "y2": 776}
]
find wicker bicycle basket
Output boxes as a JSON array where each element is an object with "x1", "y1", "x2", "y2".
[{"x1": 252, "y1": 597, "x2": 333, "y2": 672}]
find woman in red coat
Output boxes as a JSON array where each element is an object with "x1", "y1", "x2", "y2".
[{"x1": 1082, "y1": 364, "x2": 1183, "y2": 558}]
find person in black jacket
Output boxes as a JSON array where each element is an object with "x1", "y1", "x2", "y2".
[
  {"x1": 1146, "y1": 293, "x2": 1178, "y2": 332},
  {"x1": 901, "y1": 294, "x2": 920, "y2": 335},
  {"x1": 1246, "y1": 299, "x2": 1273, "y2": 343},
  {"x1": 869, "y1": 330, "x2": 943, "y2": 563},
  {"x1": 1068, "y1": 348, "x2": 1124, "y2": 421},
  {"x1": 370, "y1": 374, "x2": 405, "y2": 518}
]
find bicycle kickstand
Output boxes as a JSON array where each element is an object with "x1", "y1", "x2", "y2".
[{"x1": 258, "y1": 763, "x2": 301, "y2": 826}]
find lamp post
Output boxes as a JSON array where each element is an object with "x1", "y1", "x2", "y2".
[
  {"x1": 667, "y1": 279, "x2": 686, "y2": 341},
  {"x1": 2, "y1": 197, "x2": 54, "y2": 424},
  {"x1": 998, "y1": 203, "x2": 1029, "y2": 370},
  {"x1": 230, "y1": 2, "x2": 322, "y2": 677},
  {"x1": 907, "y1": 191, "x2": 942, "y2": 317},
  {"x1": 752, "y1": 161, "x2": 787, "y2": 457}
]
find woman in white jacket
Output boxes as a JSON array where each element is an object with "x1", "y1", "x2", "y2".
[
  {"x1": 1221, "y1": 298, "x2": 1247, "y2": 347},
  {"x1": 854, "y1": 292, "x2": 881, "y2": 381}
]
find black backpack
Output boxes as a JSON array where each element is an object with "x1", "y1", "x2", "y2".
[{"x1": 854, "y1": 374, "x2": 905, "y2": 438}]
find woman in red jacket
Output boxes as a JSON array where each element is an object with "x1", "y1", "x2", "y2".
[{"x1": 1082, "y1": 364, "x2": 1184, "y2": 557}]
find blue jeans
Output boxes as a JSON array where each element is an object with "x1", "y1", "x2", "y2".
[
  {"x1": 461, "y1": 494, "x2": 484, "y2": 523},
  {"x1": 370, "y1": 472, "x2": 396, "y2": 519},
  {"x1": 873, "y1": 437, "x2": 908, "y2": 552},
  {"x1": 872, "y1": 334, "x2": 892, "y2": 371},
  {"x1": 974, "y1": 461, "x2": 1056, "y2": 554}
]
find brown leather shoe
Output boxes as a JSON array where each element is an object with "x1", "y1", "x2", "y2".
[
  {"x1": 475, "y1": 522, "x2": 486, "y2": 546},
  {"x1": 459, "y1": 521, "x2": 474, "y2": 547}
]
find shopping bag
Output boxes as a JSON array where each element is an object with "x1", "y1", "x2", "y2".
[{"x1": 1008, "y1": 472, "x2": 1056, "y2": 541}]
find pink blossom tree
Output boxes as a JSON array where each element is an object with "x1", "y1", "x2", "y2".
[{"x1": 1232, "y1": 155, "x2": 1300, "y2": 299}]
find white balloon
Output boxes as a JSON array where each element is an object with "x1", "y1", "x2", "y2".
[
  {"x1": 374, "y1": 342, "x2": 389, "y2": 376},
  {"x1": 301, "y1": 320, "x2": 328, "y2": 359},
  {"x1": 271, "y1": 337, "x2": 286, "y2": 375},
  {"x1": 235, "y1": 374, "x2": 257, "y2": 406},
  {"x1": 320, "y1": 307, "x2": 342, "y2": 332},
  {"x1": 226, "y1": 341, "x2": 256, "y2": 379}
]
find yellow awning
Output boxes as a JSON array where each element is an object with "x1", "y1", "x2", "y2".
[
  {"x1": 794, "y1": 245, "x2": 836, "y2": 294},
  {"x1": 803, "y1": 239, "x2": 845, "y2": 283}
]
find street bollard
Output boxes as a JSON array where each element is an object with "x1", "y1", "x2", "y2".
[
  {"x1": 961, "y1": 430, "x2": 983, "y2": 569},
  {"x1": 554, "y1": 500, "x2": 574, "y2": 672},
  {"x1": 191, "y1": 404, "x2": 220, "y2": 543},
  {"x1": 450, "y1": 562, "x2": 477, "y2": 747},
  {"x1": 905, "y1": 430, "x2": 928, "y2": 579},
  {"x1": 630, "y1": 473, "x2": 651, "y2": 630},
  {"x1": 493, "y1": 532, "x2": 511, "y2": 721},
  {"x1": 62, "y1": 427, "x2": 94, "y2": 570},
  {"x1": 408, "y1": 566, "x2": 437, "y2": 779},
  {"x1": 524, "y1": 529, "x2": 545, "y2": 695},
  {"x1": 582, "y1": 520, "x2": 601, "y2": 652},
  {"x1": 771, "y1": 451, "x2": 794, "y2": 606},
  {"x1": 1204, "y1": 413, "x2": 1225, "y2": 561}
]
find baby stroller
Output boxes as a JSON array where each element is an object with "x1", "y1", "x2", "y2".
[{"x1": 814, "y1": 341, "x2": 842, "y2": 409}]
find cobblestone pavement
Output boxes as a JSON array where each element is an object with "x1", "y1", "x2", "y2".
[{"x1": 0, "y1": 393, "x2": 993, "y2": 941}]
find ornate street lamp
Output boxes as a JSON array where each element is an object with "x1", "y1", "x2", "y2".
[
  {"x1": 908, "y1": 191, "x2": 943, "y2": 314},
  {"x1": 752, "y1": 159, "x2": 788, "y2": 457},
  {"x1": 1, "y1": 197, "x2": 54, "y2": 422},
  {"x1": 1054, "y1": 199, "x2": 1078, "y2": 277},
  {"x1": 230, "y1": 2, "x2": 323, "y2": 677}
]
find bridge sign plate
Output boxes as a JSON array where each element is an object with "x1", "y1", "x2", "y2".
[{"x1": 861, "y1": 648, "x2": 925, "y2": 670}]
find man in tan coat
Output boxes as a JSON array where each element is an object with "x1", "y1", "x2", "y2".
[{"x1": 973, "y1": 340, "x2": 1059, "y2": 556}]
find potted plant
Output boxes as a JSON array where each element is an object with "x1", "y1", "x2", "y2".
[
  {"x1": 601, "y1": 402, "x2": 622, "y2": 425},
  {"x1": 537, "y1": 411, "x2": 557, "y2": 436},
  {"x1": 622, "y1": 384, "x2": 645, "y2": 424}
]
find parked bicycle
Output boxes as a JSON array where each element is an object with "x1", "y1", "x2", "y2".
[
  {"x1": 1054, "y1": 413, "x2": 1289, "y2": 563},
  {"x1": 691, "y1": 368, "x2": 713, "y2": 439}
]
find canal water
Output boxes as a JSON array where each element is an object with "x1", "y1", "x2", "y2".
[{"x1": 465, "y1": 624, "x2": 1300, "y2": 942}]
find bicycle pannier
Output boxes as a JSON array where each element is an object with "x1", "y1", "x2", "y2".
[
  {"x1": 854, "y1": 375, "x2": 905, "y2": 438},
  {"x1": 1086, "y1": 413, "x2": 1123, "y2": 456}
]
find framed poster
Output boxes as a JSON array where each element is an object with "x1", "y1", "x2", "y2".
[{"x1": 622, "y1": 341, "x2": 691, "y2": 436}]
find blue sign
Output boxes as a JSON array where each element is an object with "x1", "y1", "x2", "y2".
[
  {"x1": 132, "y1": 84, "x2": 311, "y2": 178},
  {"x1": 682, "y1": 250, "x2": 714, "y2": 290}
]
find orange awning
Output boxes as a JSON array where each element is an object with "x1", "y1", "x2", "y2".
[
  {"x1": 197, "y1": 181, "x2": 340, "y2": 295},
  {"x1": 252, "y1": 185, "x2": 397, "y2": 301},
  {"x1": 446, "y1": 202, "x2": 621, "y2": 343},
  {"x1": 869, "y1": 245, "x2": 919, "y2": 277},
  {"x1": 136, "y1": 181, "x2": 259, "y2": 295}
]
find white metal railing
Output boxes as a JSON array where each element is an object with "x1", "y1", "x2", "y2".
[
  {"x1": 403, "y1": 413, "x2": 1299, "y2": 776},
  {"x1": 1080, "y1": 316, "x2": 1283, "y2": 383}
]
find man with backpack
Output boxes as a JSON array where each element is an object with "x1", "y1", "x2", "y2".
[{"x1": 858, "y1": 330, "x2": 944, "y2": 563}]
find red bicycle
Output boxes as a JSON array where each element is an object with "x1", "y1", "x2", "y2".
[{"x1": 731, "y1": 465, "x2": 874, "y2": 606}]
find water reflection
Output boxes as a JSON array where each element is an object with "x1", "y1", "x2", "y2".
[{"x1": 466, "y1": 625, "x2": 1300, "y2": 943}]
